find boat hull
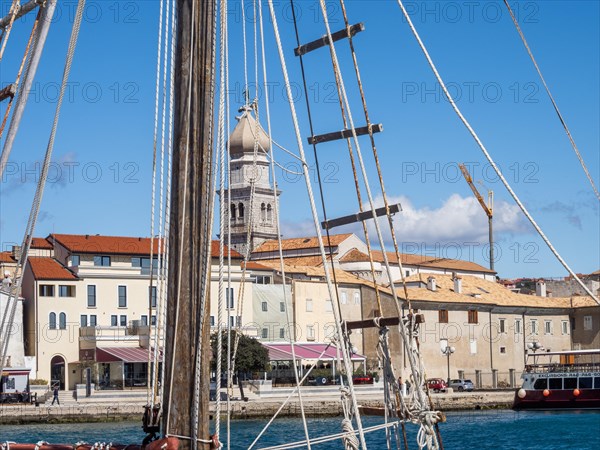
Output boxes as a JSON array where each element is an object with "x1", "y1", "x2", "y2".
[{"x1": 513, "y1": 389, "x2": 600, "y2": 410}]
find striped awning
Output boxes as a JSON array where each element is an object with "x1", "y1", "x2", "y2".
[
  {"x1": 264, "y1": 343, "x2": 365, "y2": 362},
  {"x1": 96, "y1": 347, "x2": 162, "y2": 363}
]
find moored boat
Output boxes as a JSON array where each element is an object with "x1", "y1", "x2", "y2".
[{"x1": 513, "y1": 349, "x2": 600, "y2": 410}]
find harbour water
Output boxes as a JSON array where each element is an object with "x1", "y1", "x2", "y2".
[{"x1": 1, "y1": 410, "x2": 599, "y2": 449}]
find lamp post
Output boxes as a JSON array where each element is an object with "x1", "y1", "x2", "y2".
[{"x1": 442, "y1": 345, "x2": 455, "y2": 386}]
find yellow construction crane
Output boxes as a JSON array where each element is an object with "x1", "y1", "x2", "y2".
[{"x1": 459, "y1": 163, "x2": 494, "y2": 271}]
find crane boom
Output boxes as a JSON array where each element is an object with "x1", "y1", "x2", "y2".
[{"x1": 459, "y1": 164, "x2": 492, "y2": 218}]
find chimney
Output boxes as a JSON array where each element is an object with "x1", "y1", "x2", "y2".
[
  {"x1": 536, "y1": 280, "x2": 546, "y2": 297},
  {"x1": 454, "y1": 276, "x2": 462, "y2": 294},
  {"x1": 12, "y1": 245, "x2": 22, "y2": 260},
  {"x1": 427, "y1": 276, "x2": 437, "y2": 292}
]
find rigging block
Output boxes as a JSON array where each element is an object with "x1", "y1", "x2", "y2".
[
  {"x1": 321, "y1": 202, "x2": 401, "y2": 230},
  {"x1": 0, "y1": 84, "x2": 16, "y2": 102},
  {"x1": 294, "y1": 23, "x2": 365, "y2": 57}
]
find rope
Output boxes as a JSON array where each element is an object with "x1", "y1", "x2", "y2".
[
  {"x1": 257, "y1": 0, "x2": 312, "y2": 445},
  {"x1": 0, "y1": 0, "x2": 20, "y2": 62},
  {"x1": 502, "y1": 0, "x2": 599, "y2": 201},
  {"x1": 396, "y1": 0, "x2": 599, "y2": 305},
  {"x1": 0, "y1": 0, "x2": 57, "y2": 179},
  {"x1": 0, "y1": 0, "x2": 85, "y2": 382},
  {"x1": 147, "y1": 0, "x2": 166, "y2": 408},
  {"x1": 267, "y1": 2, "x2": 367, "y2": 448},
  {"x1": 215, "y1": 0, "x2": 228, "y2": 444}
]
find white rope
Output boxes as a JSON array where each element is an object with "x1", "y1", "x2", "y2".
[
  {"x1": 215, "y1": 0, "x2": 228, "y2": 444},
  {"x1": 257, "y1": 422, "x2": 399, "y2": 450},
  {"x1": 0, "y1": 0, "x2": 85, "y2": 379},
  {"x1": 267, "y1": 2, "x2": 367, "y2": 449},
  {"x1": 396, "y1": 0, "x2": 599, "y2": 305},
  {"x1": 158, "y1": 0, "x2": 177, "y2": 405},
  {"x1": 256, "y1": 2, "x2": 312, "y2": 445},
  {"x1": 147, "y1": 0, "x2": 166, "y2": 408},
  {"x1": 0, "y1": 0, "x2": 57, "y2": 179},
  {"x1": 0, "y1": 0, "x2": 20, "y2": 62},
  {"x1": 503, "y1": 0, "x2": 599, "y2": 201}
]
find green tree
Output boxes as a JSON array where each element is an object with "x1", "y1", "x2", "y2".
[{"x1": 210, "y1": 330, "x2": 269, "y2": 374}]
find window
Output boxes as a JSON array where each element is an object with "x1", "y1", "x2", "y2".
[
  {"x1": 340, "y1": 292, "x2": 347, "y2": 305},
  {"x1": 594, "y1": 377, "x2": 600, "y2": 389},
  {"x1": 325, "y1": 300, "x2": 332, "y2": 312},
  {"x1": 71, "y1": 255, "x2": 80, "y2": 266},
  {"x1": 306, "y1": 299, "x2": 313, "y2": 312},
  {"x1": 229, "y1": 316, "x2": 236, "y2": 327},
  {"x1": 354, "y1": 292, "x2": 360, "y2": 305},
  {"x1": 120, "y1": 315, "x2": 127, "y2": 327},
  {"x1": 544, "y1": 320, "x2": 553, "y2": 335},
  {"x1": 260, "y1": 203, "x2": 266, "y2": 221},
  {"x1": 562, "y1": 320, "x2": 569, "y2": 335},
  {"x1": 280, "y1": 302, "x2": 285, "y2": 312},
  {"x1": 87, "y1": 285, "x2": 96, "y2": 307},
  {"x1": 279, "y1": 328, "x2": 285, "y2": 339},
  {"x1": 59, "y1": 312, "x2": 66, "y2": 330},
  {"x1": 262, "y1": 328, "x2": 268, "y2": 339},
  {"x1": 515, "y1": 319, "x2": 522, "y2": 335},
  {"x1": 549, "y1": 378, "x2": 562, "y2": 390},
  {"x1": 238, "y1": 203, "x2": 244, "y2": 219},
  {"x1": 210, "y1": 316, "x2": 215, "y2": 327},
  {"x1": 235, "y1": 316, "x2": 241, "y2": 327},
  {"x1": 530, "y1": 319, "x2": 539, "y2": 335},
  {"x1": 141, "y1": 315, "x2": 148, "y2": 326},
  {"x1": 499, "y1": 318, "x2": 506, "y2": 334},
  {"x1": 533, "y1": 378, "x2": 547, "y2": 390},
  {"x1": 118, "y1": 285, "x2": 127, "y2": 307},
  {"x1": 80, "y1": 315, "x2": 87, "y2": 327},
  {"x1": 267, "y1": 204, "x2": 272, "y2": 222},
  {"x1": 579, "y1": 377, "x2": 593, "y2": 389},
  {"x1": 230, "y1": 203, "x2": 237, "y2": 220},
  {"x1": 150, "y1": 286, "x2": 157, "y2": 308},
  {"x1": 438, "y1": 310, "x2": 448, "y2": 324},
  {"x1": 111, "y1": 315, "x2": 118, "y2": 326},
  {"x1": 584, "y1": 316, "x2": 593, "y2": 331},
  {"x1": 39, "y1": 285, "x2": 55, "y2": 297},
  {"x1": 564, "y1": 378, "x2": 577, "y2": 389},
  {"x1": 94, "y1": 255, "x2": 111, "y2": 266},
  {"x1": 226, "y1": 288, "x2": 234, "y2": 309},
  {"x1": 58, "y1": 284, "x2": 75, "y2": 297},
  {"x1": 500, "y1": 346, "x2": 506, "y2": 354},
  {"x1": 49, "y1": 312, "x2": 56, "y2": 329},
  {"x1": 262, "y1": 302, "x2": 268, "y2": 312},
  {"x1": 406, "y1": 270, "x2": 410, "y2": 277},
  {"x1": 307, "y1": 325, "x2": 315, "y2": 341},
  {"x1": 90, "y1": 315, "x2": 97, "y2": 326},
  {"x1": 468, "y1": 310, "x2": 478, "y2": 324},
  {"x1": 132, "y1": 257, "x2": 158, "y2": 268},
  {"x1": 151, "y1": 315, "x2": 157, "y2": 326}
]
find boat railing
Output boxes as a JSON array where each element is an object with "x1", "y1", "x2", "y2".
[{"x1": 524, "y1": 362, "x2": 600, "y2": 374}]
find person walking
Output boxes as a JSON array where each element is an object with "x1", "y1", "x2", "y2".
[{"x1": 51, "y1": 385, "x2": 60, "y2": 405}]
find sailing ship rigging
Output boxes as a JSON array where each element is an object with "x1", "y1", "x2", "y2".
[{"x1": 0, "y1": 1, "x2": 598, "y2": 450}]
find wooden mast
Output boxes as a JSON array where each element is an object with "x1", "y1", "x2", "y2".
[{"x1": 162, "y1": 0, "x2": 216, "y2": 448}]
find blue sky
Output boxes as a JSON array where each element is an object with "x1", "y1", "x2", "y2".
[{"x1": 0, "y1": 0, "x2": 598, "y2": 279}]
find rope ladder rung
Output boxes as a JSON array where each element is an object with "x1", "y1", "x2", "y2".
[
  {"x1": 307, "y1": 123, "x2": 383, "y2": 145},
  {"x1": 294, "y1": 23, "x2": 365, "y2": 57}
]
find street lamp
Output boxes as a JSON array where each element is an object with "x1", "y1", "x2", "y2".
[
  {"x1": 442, "y1": 345, "x2": 455, "y2": 386},
  {"x1": 526, "y1": 342, "x2": 543, "y2": 353}
]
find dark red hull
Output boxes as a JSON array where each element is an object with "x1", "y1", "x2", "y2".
[{"x1": 513, "y1": 389, "x2": 600, "y2": 410}]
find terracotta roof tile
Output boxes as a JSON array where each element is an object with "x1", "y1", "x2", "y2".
[
  {"x1": 370, "y1": 250, "x2": 495, "y2": 274},
  {"x1": 242, "y1": 261, "x2": 273, "y2": 271},
  {"x1": 28, "y1": 257, "x2": 77, "y2": 281},
  {"x1": 0, "y1": 252, "x2": 15, "y2": 263},
  {"x1": 252, "y1": 233, "x2": 352, "y2": 253},
  {"x1": 49, "y1": 234, "x2": 241, "y2": 258},
  {"x1": 339, "y1": 249, "x2": 371, "y2": 263},
  {"x1": 31, "y1": 237, "x2": 53, "y2": 250},
  {"x1": 398, "y1": 274, "x2": 597, "y2": 308}
]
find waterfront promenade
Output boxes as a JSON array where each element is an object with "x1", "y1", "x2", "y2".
[{"x1": 0, "y1": 386, "x2": 514, "y2": 425}]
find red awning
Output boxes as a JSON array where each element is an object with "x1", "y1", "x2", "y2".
[
  {"x1": 96, "y1": 347, "x2": 162, "y2": 363},
  {"x1": 263, "y1": 343, "x2": 365, "y2": 362}
]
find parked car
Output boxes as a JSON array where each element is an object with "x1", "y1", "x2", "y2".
[
  {"x1": 352, "y1": 375, "x2": 374, "y2": 385},
  {"x1": 449, "y1": 379, "x2": 474, "y2": 392},
  {"x1": 426, "y1": 378, "x2": 447, "y2": 393}
]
